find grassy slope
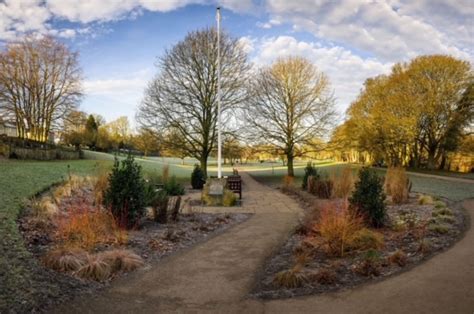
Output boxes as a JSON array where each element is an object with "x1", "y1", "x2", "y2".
[{"x1": 249, "y1": 163, "x2": 474, "y2": 202}]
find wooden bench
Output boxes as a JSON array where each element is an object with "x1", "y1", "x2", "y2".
[{"x1": 227, "y1": 175, "x2": 242, "y2": 199}]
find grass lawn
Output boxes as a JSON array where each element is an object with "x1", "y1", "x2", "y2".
[{"x1": 249, "y1": 163, "x2": 474, "y2": 202}]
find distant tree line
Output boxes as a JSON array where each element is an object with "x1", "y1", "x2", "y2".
[{"x1": 330, "y1": 55, "x2": 473, "y2": 170}]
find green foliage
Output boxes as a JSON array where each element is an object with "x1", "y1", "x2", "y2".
[
  {"x1": 350, "y1": 167, "x2": 387, "y2": 228},
  {"x1": 191, "y1": 164, "x2": 206, "y2": 189},
  {"x1": 349, "y1": 228, "x2": 384, "y2": 251},
  {"x1": 150, "y1": 190, "x2": 169, "y2": 223},
  {"x1": 104, "y1": 155, "x2": 146, "y2": 229},
  {"x1": 164, "y1": 176, "x2": 185, "y2": 196},
  {"x1": 302, "y1": 162, "x2": 319, "y2": 190}
]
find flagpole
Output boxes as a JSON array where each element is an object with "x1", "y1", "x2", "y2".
[{"x1": 216, "y1": 7, "x2": 222, "y2": 179}]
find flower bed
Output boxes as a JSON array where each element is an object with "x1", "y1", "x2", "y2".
[
  {"x1": 251, "y1": 187, "x2": 466, "y2": 299},
  {"x1": 18, "y1": 175, "x2": 250, "y2": 311}
]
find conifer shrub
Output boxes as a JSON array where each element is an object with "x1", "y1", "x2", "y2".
[
  {"x1": 302, "y1": 162, "x2": 319, "y2": 190},
  {"x1": 350, "y1": 167, "x2": 387, "y2": 228},
  {"x1": 191, "y1": 164, "x2": 206, "y2": 189},
  {"x1": 104, "y1": 155, "x2": 146, "y2": 229}
]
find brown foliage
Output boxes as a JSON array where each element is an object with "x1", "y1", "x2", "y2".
[
  {"x1": 313, "y1": 203, "x2": 364, "y2": 257},
  {"x1": 385, "y1": 167, "x2": 410, "y2": 204},
  {"x1": 330, "y1": 167, "x2": 354, "y2": 199}
]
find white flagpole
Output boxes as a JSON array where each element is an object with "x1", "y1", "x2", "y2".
[{"x1": 216, "y1": 7, "x2": 222, "y2": 178}]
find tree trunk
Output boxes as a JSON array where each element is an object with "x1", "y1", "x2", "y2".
[
  {"x1": 427, "y1": 148, "x2": 437, "y2": 170},
  {"x1": 200, "y1": 156, "x2": 208, "y2": 178},
  {"x1": 287, "y1": 154, "x2": 294, "y2": 177}
]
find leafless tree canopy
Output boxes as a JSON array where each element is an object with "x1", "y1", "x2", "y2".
[
  {"x1": 137, "y1": 27, "x2": 250, "y2": 175},
  {"x1": 0, "y1": 36, "x2": 82, "y2": 141},
  {"x1": 246, "y1": 56, "x2": 336, "y2": 176}
]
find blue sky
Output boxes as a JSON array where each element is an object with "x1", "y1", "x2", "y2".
[{"x1": 1, "y1": 0, "x2": 472, "y2": 129}]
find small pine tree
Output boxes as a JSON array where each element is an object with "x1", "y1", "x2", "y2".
[
  {"x1": 349, "y1": 167, "x2": 386, "y2": 228},
  {"x1": 302, "y1": 162, "x2": 319, "y2": 190},
  {"x1": 191, "y1": 164, "x2": 206, "y2": 189},
  {"x1": 104, "y1": 155, "x2": 146, "y2": 229}
]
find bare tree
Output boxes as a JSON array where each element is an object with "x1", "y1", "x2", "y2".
[
  {"x1": 0, "y1": 36, "x2": 82, "y2": 142},
  {"x1": 137, "y1": 28, "x2": 249, "y2": 176},
  {"x1": 246, "y1": 56, "x2": 336, "y2": 176}
]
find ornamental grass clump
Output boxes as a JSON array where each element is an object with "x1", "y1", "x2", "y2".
[
  {"x1": 330, "y1": 167, "x2": 355, "y2": 199},
  {"x1": 350, "y1": 167, "x2": 387, "y2": 228},
  {"x1": 384, "y1": 167, "x2": 411, "y2": 204},
  {"x1": 313, "y1": 203, "x2": 364, "y2": 257}
]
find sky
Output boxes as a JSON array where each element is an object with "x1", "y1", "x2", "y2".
[{"x1": 0, "y1": 0, "x2": 473, "y2": 129}]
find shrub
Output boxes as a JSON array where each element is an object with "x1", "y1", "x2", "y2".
[
  {"x1": 349, "y1": 228, "x2": 384, "y2": 251},
  {"x1": 349, "y1": 167, "x2": 387, "y2": 228},
  {"x1": 191, "y1": 164, "x2": 206, "y2": 189},
  {"x1": 432, "y1": 207, "x2": 453, "y2": 217},
  {"x1": 104, "y1": 155, "x2": 146, "y2": 229},
  {"x1": 330, "y1": 167, "x2": 354, "y2": 199},
  {"x1": 384, "y1": 167, "x2": 410, "y2": 204},
  {"x1": 353, "y1": 249, "x2": 383, "y2": 276},
  {"x1": 273, "y1": 265, "x2": 308, "y2": 288},
  {"x1": 42, "y1": 247, "x2": 87, "y2": 272},
  {"x1": 313, "y1": 203, "x2": 364, "y2": 257},
  {"x1": 418, "y1": 195, "x2": 434, "y2": 205},
  {"x1": 75, "y1": 254, "x2": 112, "y2": 281},
  {"x1": 99, "y1": 249, "x2": 144, "y2": 272},
  {"x1": 388, "y1": 249, "x2": 407, "y2": 267},
  {"x1": 164, "y1": 176, "x2": 185, "y2": 196},
  {"x1": 302, "y1": 162, "x2": 319, "y2": 190}
]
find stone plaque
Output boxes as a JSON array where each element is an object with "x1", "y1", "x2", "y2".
[{"x1": 209, "y1": 181, "x2": 224, "y2": 196}]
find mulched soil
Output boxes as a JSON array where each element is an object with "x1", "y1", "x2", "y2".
[
  {"x1": 17, "y1": 184, "x2": 251, "y2": 313},
  {"x1": 251, "y1": 187, "x2": 467, "y2": 299}
]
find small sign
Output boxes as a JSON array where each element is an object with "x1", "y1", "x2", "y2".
[{"x1": 209, "y1": 181, "x2": 224, "y2": 196}]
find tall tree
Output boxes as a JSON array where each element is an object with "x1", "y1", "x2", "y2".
[
  {"x1": 136, "y1": 28, "x2": 250, "y2": 177},
  {"x1": 245, "y1": 56, "x2": 336, "y2": 176},
  {"x1": 84, "y1": 114, "x2": 98, "y2": 149},
  {"x1": 0, "y1": 36, "x2": 82, "y2": 142}
]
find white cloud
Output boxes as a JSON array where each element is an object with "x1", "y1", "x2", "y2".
[
  {"x1": 248, "y1": 36, "x2": 393, "y2": 114},
  {"x1": 264, "y1": 0, "x2": 472, "y2": 62}
]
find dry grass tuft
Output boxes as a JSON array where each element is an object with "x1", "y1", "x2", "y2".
[
  {"x1": 75, "y1": 254, "x2": 112, "y2": 281},
  {"x1": 99, "y1": 249, "x2": 144, "y2": 272},
  {"x1": 42, "y1": 247, "x2": 87, "y2": 272},
  {"x1": 93, "y1": 171, "x2": 109, "y2": 206},
  {"x1": 353, "y1": 249, "x2": 383, "y2": 276},
  {"x1": 388, "y1": 249, "x2": 407, "y2": 267},
  {"x1": 418, "y1": 194, "x2": 434, "y2": 205},
  {"x1": 162, "y1": 165, "x2": 170, "y2": 183},
  {"x1": 384, "y1": 167, "x2": 409, "y2": 204},
  {"x1": 273, "y1": 265, "x2": 308, "y2": 288},
  {"x1": 330, "y1": 167, "x2": 354, "y2": 199},
  {"x1": 313, "y1": 203, "x2": 364, "y2": 257},
  {"x1": 349, "y1": 228, "x2": 384, "y2": 251},
  {"x1": 29, "y1": 196, "x2": 58, "y2": 218}
]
